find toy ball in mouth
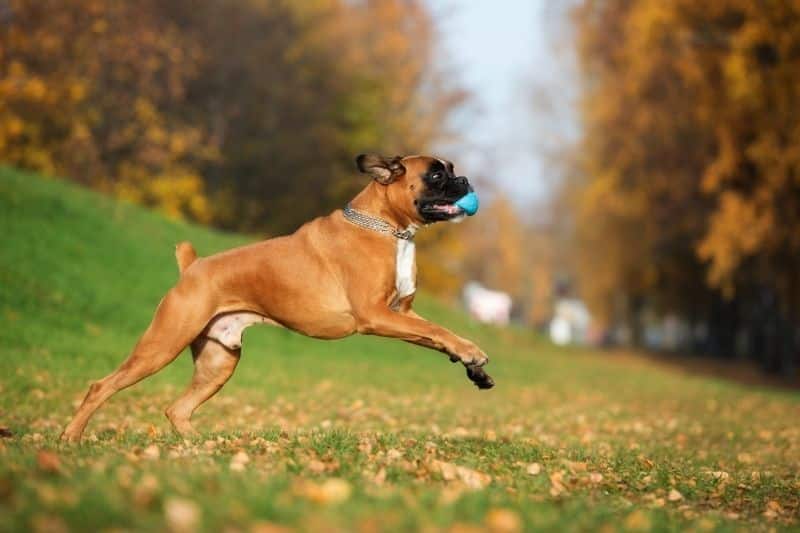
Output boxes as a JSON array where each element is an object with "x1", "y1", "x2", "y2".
[{"x1": 454, "y1": 191, "x2": 479, "y2": 216}]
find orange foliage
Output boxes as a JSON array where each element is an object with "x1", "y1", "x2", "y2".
[{"x1": 570, "y1": 0, "x2": 800, "y2": 327}]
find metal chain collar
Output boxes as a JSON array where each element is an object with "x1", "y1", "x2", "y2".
[{"x1": 342, "y1": 204, "x2": 415, "y2": 240}]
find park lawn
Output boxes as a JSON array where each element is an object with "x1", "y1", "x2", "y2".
[{"x1": 0, "y1": 166, "x2": 798, "y2": 532}]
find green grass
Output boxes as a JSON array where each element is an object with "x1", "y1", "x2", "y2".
[{"x1": 0, "y1": 166, "x2": 798, "y2": 532}]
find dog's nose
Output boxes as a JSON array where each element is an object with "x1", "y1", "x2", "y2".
[{"x1": 456, "y1": 176, "x2": 468, "y2": 186}]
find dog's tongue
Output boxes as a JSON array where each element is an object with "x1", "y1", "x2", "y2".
[{"x1": 454, "y1": 191, "x2": 479, "y2": 216}]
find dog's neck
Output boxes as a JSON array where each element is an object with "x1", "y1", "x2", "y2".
[{"x1": 349, "y1": 182, "x2": 418, "y2": 231}]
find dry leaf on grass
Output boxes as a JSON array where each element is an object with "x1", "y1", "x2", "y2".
[
  {"x1": 132, "y1": 474, "x2": 160, "y2": 508},
  {"x1": 294, "y1": 478, "x2": 352, "y2": 505},
  {"x1": 31, "y1": 514, "x2": 68, "y2": 533},
  {"x1": 142, "y1": 444, "x2": 160, "y2": 461},
  {"x1": 763, "y1": 500, "x2": 783, "y2": 519},
  {"x1": 250, "y1": 521, "x2": 293, "y2": 533},
  {"x1": 485, "y1": 508, "x2": 521, "y2": 532},
  {"x1": 430, "y1": 460, "x2": 491, "y2": 490},
  {"x1": 230, "y1": 451, "x2": 251, "y2": 472},
  {"x1": 668, "y1": 489, "x2": 683, "y2": 502},
  {"x1": 164, "y1": 497, "x2": 201, "y2": 533},
  {"x1": 36, "y1": 451, "x2": 61, "y2": 474},
  {"x1": 525, "y1": 463, "x2": 541, "y2": 476},
  {"x1": 624, "y1": 509, "x2": 651, "y2": 531},
  {"x1": 549, "y1": 471, "x2": 567, "y2": 497}
]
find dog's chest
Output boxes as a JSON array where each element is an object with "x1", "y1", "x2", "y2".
[{"x1": 395, "y1": 238, "x2": 416, "y2": 300}]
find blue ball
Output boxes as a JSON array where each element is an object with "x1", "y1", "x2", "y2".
[{"x1": 455, "y1": 191, "x2": 479, "y2": 216}]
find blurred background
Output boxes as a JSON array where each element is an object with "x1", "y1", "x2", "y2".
[{"x1": 1, "y1": 0, "x2": 798, "y2": 381}]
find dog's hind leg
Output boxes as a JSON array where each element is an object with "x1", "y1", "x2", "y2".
[
  {"x1": 61, "y1": 286, "x2": 214, "y2": 442},
  {"x1": 165, "y1": 337, "x2": 240, "y2": 436}
]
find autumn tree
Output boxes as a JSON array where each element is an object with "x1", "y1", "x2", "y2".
[
  {"x1": 569, "y1": 0, "x2": 800, "y2": 373},
  {"x1": 0, "y1": 0, "x2": 212, "y2": 220},
  {"x1": 0, "y1": 0, "x2": 462, "y2": 233}
]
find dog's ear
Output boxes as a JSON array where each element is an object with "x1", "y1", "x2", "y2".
[{"x1": 356, "y1": 154, "x2": 405, "y2": 185}]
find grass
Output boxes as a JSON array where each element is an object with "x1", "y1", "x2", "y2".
[{"x1": 0, "y1": 166, "x2": 798, "y2": 532}]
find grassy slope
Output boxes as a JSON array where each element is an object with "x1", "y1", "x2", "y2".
[{"x1": 0, "y1": 167, "x2": 798, "y2": 532}]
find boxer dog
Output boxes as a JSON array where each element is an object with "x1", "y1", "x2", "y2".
[{"x1": 61, "y1": 154, "x2": 494, "y2": 442}]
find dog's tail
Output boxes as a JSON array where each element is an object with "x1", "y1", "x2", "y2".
[{"x1": 175, "y1": 241, "x2": 198, "y2": 274}]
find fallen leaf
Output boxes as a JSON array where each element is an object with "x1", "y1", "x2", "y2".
[
  {"x1": 230, "y1": 451, "x2": 251, "y2": 472},
  {"x1": 142, "y1": 444, "x2": 160, "y2": 460},
  {"x1": 31, "y1": 514, "x2": 68, "y2": 533},
  {"x1": 296, "y1": 478, "x2": 352, "y2": 505},
  {"x1": 250, "y1": 521, "x2": 293, "y2": 533},
  {"x1": 564, "y1": 460, "x2": 587, "y2": 473},
  {"x1": 525, "y1": 463, "x2": 541, "y2": 476},
  {"x1": 430, "y1": 460, "x2": 491, "y2": 490},
  {"x1": 386, "y1": 448, "x2": 403, "y2": 461},
  {"x1": 485, "y1": 508, "x2": 521, "y2": 532},
  {"x1": 624, "y1": 509, "x2": 651, "y2": 531},
  {"x1": 306, "y1": 459, "x2": 326, "y2": 474},
  {"x1": 549, "y1": 471, "x2": 567, "y2": 497},
  {"x1": 736, "y1": 452, "x2": 753, "y2": 464},
  {"x1": 36, "y1": 451, "x2": 61, "y2": 474},
  {"x1": 764, "y1": 500, "x2": 783, "y2": 519},
  {"x1": 133, "y1": 474, "x2": 160, "y2": 508},
  {"x1": 668, "y1": 489, "x2": 683, "y2": 502},
  {"x1": 164, "y1": 497, "x2": 200, "y2": 533}
]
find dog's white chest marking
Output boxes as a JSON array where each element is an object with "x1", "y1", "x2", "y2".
[{"x1": 395, "y1": 237, "x2": 416, "y2": 301}]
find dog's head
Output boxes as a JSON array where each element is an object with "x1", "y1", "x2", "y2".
[{"x1": 356, "y1": 154, "x2": 475, "y2": 224}]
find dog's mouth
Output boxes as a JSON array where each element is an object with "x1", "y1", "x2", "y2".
[
  {"x1": 427, "y1": 202, "x2": 464, "y2": 216},
  {"x1": 417, "y1": 199, "x2": 466, "y2": 222},
  {"x1": 418, "y1": 190, "x2": 479, "y2": 223}
]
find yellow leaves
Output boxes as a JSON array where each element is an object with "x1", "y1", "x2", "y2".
[
  {"x1": 30, "y1": 514, "x2": 68, "y2": 533},
  {"x1": 163, "y1": 497, "x2": 201, "y2": 533},
  {"x1": 667, "y1": 488, "x2": 683, "y2": 502},
  {"x1": 142, "y1": 444, "x2": 161, "y2": 460},
  {"x1": 572, "y1": 0, "x2": 800, "y2": 323},
  {"x1": 230, "y1": 450, "x2": 251, "y2": 472},
  {"x1": 697, "y1": 191, "x2": 773, "y2": 292},
  {"x1": 116, "y1": 168, "x2": 212, "y2": 223},
  {"x1": 293, "y1": 478, "x2": 352, "y2": 505},
  {"x1": 736, "y1": 452, "x2": 754, "y2": 465},
  {"x1": 23, "y1": 78, "x2": 47, "y2": 101},
  {"x1": 589, "y1": 472, "x2": 604, "y2": 484},
  {"x1": 623, "y1": 509, "x2": 651, "y2": 531},
  {"x1": 429, "y1": 460, "x2": 491, "y2": 490},
  {"x1": 35, "y1": 450, "x2": 62, "y2": 475},
  {"x1": 484, "y1": 508, "x2": 521, "y2": 533},
  {"x1": 764, "y1": 500, "x2": 784, "y2": 520},
  {"x1": 132, "y1": 474, "x2": 160, "y2": 508},
  {"x1": 525, "y1": 463, "x2": 542, "y2": 476},
  {"x1": 549, "y1": 470, "x2": 567, "y2": 497}
]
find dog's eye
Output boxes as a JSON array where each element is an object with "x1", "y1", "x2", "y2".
[{"x1": 431, "y1": 172, "x2": 442, "y2": 181}]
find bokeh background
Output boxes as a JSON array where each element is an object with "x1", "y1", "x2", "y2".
[
  {"x1": 3, "y1": 0, "x2": 797, "y2": 380},
  {"x1": 2, "y1": 2, "x2": 800, "y2": 531}
]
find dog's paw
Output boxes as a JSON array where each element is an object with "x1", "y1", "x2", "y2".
[
  {"x1": 457, "y1": 345, "x2": 488, "y2": 367},
  {"x1": 59, "y1": 431, "x2": 82, "y2": 444},
  {"x1": 465, "y1": 364, "x2": 495, "y2": 389}
]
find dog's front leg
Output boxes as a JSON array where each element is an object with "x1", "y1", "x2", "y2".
[{"x1": 355, "y1": 307, "x2": 495, "y2": 389}]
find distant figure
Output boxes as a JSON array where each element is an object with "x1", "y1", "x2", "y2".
[
  {"x1": 549, "y1": 298, "x2": 591, "y2": 346},
  {"x1": 463, "y1": 282, "x2": 512, "y2": 326}
]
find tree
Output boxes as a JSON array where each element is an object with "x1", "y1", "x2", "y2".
[
  {"x1": 569, "y1": 0, "x2": 800, "y2": 373},
  {"x1": 0, "y1": 0, "x2": 463, "y2": 233}
]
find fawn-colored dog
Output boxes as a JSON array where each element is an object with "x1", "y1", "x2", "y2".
[{"x1": 61, "y1": 154, "x2": 493, "y2": 442}]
